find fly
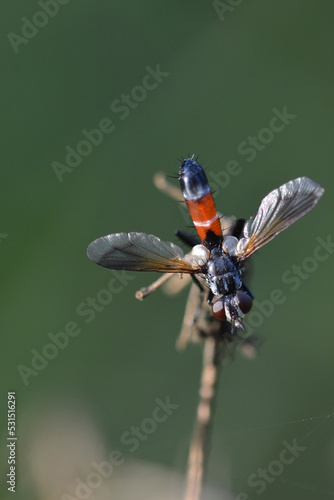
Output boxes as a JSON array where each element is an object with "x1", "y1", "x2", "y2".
[{"x1": 87, "y1": 157, "x2": 324, "y2": 335}]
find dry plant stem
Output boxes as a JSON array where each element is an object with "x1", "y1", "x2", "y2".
[
  {"x1": 153, "y1": 172, "x2": 185, "y2": 202},
  {"x1": 135, "y1": 272, "x2": 174, "y2": 299},
  {"x1": 184, "y1": 336, "x2": 223, "y2": 500},
  {"x1": 176, "y1": 283, "x2": 200, "y2": 350}
]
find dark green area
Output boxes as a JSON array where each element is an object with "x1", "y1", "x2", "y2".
[{"x1": 1, "y1": 1, "x2": 333, "y2": 499}]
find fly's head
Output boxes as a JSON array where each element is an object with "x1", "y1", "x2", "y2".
[{"x1": 211, "y1": 292, "x2": 253, "y2": 333}]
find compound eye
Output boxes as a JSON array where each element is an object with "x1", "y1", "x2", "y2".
[
  {"x1": 212, "y1": 299, "x2": 226, "y2": 321},
  {"x1": 236, "y1": 292, "x2": 253, "y2": 314}
]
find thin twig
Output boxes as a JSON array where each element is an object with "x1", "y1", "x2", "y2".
[
  {"x1": 184, "y1": 336, "x2": 223, "y2": 500},
  {"x1": 135, "y1": 272, "x2": 174, "y2": 300}
]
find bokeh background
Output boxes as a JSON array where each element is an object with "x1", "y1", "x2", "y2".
[{"x1": 1, "y1": 1, "x2": 334, "y2": 499}]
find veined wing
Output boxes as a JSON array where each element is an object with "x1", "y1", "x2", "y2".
[
  {"x1": 236, "y1": 177, "x2": 324, "y2": 259},
  {"x1": 87, "y1": 232, "x2": 200, "y2": 273}
]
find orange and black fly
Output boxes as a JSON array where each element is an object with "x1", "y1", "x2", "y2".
[{"x1": 87, "y1": 157, "x2": 324, "y2": 334}]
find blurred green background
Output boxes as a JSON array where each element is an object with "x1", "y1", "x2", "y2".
[{"x1": 1, "y1": 1, "x2": 334, "y2": 499}]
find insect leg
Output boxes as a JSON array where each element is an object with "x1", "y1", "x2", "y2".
[
  {"x1": 241, "y1": 281, "x2": 254, "y2": 299},
  {"x1": 175, "y1": 230, "x2": 200, "y2": 248},
  {"x1": 206, "y1": 289, "x2": 214, "y2": 304},
  {"x1": 231, "y1": 217, "x2": 246, "y2": 238}
]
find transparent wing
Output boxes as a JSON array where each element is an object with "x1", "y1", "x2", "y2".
[
  {"x1": 236, "y1": 177, "x2": 324, "y2": 259},
  {"x1": 87, "y1": 232, "x2": 199, "y2": 273}
]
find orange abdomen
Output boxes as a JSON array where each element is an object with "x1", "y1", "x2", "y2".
[
  {"x1": 179, "y1": 158, "x2": 222, "y2": 245},
  {"x1": 185, "y1": 193, "x2": 222, "y2": 242}
]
